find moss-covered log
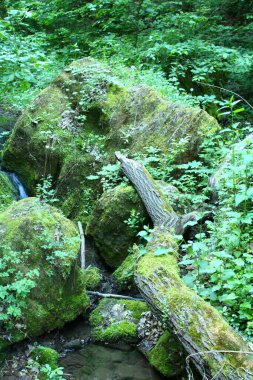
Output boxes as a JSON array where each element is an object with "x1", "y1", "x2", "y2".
[{"x1": 116, "y1": 152, "x2": 253, "y2": 380}]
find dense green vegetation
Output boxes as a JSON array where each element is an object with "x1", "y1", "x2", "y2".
[
  {"x1": 0, "y1": 0, "x2": 252, "y2": 114},
  {"x1": 1, "y1": 1, "x2": 253, "y2": 378}
]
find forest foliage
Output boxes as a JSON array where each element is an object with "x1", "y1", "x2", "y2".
[
  {"x1": 1, "y1": 0, "x2": 253, "y2": 340},
  {"x1": 0, "y1": 0, "x2": 252, "y2": 113}
]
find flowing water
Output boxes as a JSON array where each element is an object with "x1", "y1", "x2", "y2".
[{"x1": 5, "y1": 171, "x2": 29, "y2": 199}]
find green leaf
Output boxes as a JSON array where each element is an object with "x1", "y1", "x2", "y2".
[
  {"x1": 235, "y1": 193, "x2": 246, "y2": 206},
  {"x1": 182, "y1": 273, "x2": 195, "y2": 288},
  {"x1": 221, "y1": 269, "x2": 235, "y2": 280},
  {"x1": 86, "y1": 175, "x2": 99, "y2": 180},
  {"x1": 233, "y1": 107, "x2": 245, "y2": 114},
  {"x1": 219, "y1": 293, "x2": 238, "y2": 303},
  {"x1": 154, "y1": 247, "x2": 172, "y2": 256},
  {"x1": 137, "y1": 230, "x2": 148, "y2": 237},
  {"x1": 234, "y1": 258, "x2": 245, "y2": 267}
]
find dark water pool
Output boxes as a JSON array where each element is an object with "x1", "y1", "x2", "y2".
[{"x1": 60, "y1": 343, "x2": 165, "y2": 380}]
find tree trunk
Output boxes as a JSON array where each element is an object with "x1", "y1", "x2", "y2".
[
  {"x1": 115, "y1": 152, "x2": 179, "y2": 228},
  {"x1": 116, "y1": 152, "x2": 253, "y2": 380}
]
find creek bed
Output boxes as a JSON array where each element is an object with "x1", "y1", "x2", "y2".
[{"x1": 1, "y1": 317, "x2": 171, "y2": 380}]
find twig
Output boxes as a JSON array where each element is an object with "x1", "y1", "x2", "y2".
[
  {"x1": 185, "y1": 349, "x2": 253, "y2": 380},
  {"x1": 196, "y1": 82, "x2": 253, "y2": 110},
  {"x1": 78, "y1": 221, "x2": 85, "y2": 270},
  {"x1": 87, "y1": 291, "x2": 144, "y2": 302}
]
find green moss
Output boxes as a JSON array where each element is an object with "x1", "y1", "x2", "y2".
[
  {"x1": 113, "y1": 254, "x2": 136, "y2": 290},
  {"x1": 83, "y1": 266, "x2": 101, "y2": 290},
  {"x1": 147, "y1": 331, "x2": 184, "y2": 377},
  {"x1": 0, "y1": 171, "x2": 16, "y2": 211},
  {"x1": 31, "y1": 346, "x2": 59, "y2": 369},
  {"x1": 86, "y1": 184, "x2": 149, "y2": 268},
  {"x1": 92, "y1": 321, "x2": 138, "y2": 343},
  {"x1": 118, "y1": 299, "x2": 149, "y2": 319},
  {"x1": 89, "y1": 298, "x2": 149, "y2": 343}
]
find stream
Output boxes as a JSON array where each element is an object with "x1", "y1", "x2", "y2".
[{"x1": 1, "y1": 317, "x2": 169, "y2": 380}]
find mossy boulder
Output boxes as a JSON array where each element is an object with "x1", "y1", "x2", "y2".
[
  {"x1": 147, "y1": 331, "x2": 185, "y2": 377},
  {"x1": 89, "y1": 298, "x2": 149, "y2": 343},
  {"x1": 113, "y1": 253, "x2": 136, "y2": 291},
  {"x1": 2, "y1": 58, "x2": 219, "y2": 226},
  {"x1": 86, "y1": 184, "x2": 150, "y2": 268},
  {"x1": 83, "y1": 266, "x2": 101, "y2": 290},
  {"x1": 31, "y1": 345, "x2": 59, "y2": 370},
  {"x1": 86, "y1": 180, "x2": 188, "y2": 270},
  {"x1": 0, "y1": 171, "x2": 16, "y2": 211},
  {"x1": 89, "y1": 298, "x2": 184, "y2": 377},
  {"x1": 0, "y1": 197, "x2": 89, "y2": 351}
]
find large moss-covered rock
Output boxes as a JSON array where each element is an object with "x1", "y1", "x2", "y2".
[
  {"x1": 86, "y1": 184, "x2": 149, "y2": 268},
  {"x1": 2, "y1": 58, "x2": 218, "y2": 226},
  {"x1": 0, "y1": 171, "x2": 16, "y2": 211},
  {"x1": 0, "y1": 198, "x2": 89, "y2": 351},
  {"x1": 86, "y1": 180, "x2": 190, "y2": 269}
]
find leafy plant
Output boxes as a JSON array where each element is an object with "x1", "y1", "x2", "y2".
[
  {"x1": 124, "y1": 209, "x2": 145, "y2": 233},
  {"x1": 180, "y1": 135, "x2": 253, "y2": 336},
  {"x1": 87, "y1": 163, "x2": 124, "y2": 191},
  {"x1": 26, "y1": 358, "x2": 66, "y2": 380},
  {"x1": 0, "y1": 245, "x2": 40, "y2": 334},
  {"x1": 36, "y1": 175, "x2": 58, "y2": 205}
]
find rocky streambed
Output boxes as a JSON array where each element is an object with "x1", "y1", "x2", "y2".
[{"x1": 1, "y1": 317, "x2": 174, "y2": 380}]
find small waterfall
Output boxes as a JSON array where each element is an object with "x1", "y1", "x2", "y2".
[{"x1": 5, "y1": 172, "x2": 29, "y2": 200}]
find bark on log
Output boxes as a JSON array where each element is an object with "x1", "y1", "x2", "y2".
[
  {"x1": 115, "y1": 151, "x2": 195, "y2": 234},
  {"x1": 116, "y1": 152, "x2": 253, "y2": 380}
]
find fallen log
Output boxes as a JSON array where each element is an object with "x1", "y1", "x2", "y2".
[{"x1": 116, "y1": 152, "x2": 253, "y2": 380}]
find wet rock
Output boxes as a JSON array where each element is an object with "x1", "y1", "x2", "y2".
[
  {"x1": 63, "y1": 338, "x2": 84, "y2": 350},
  {"x1": 89, "y1": 298, "x2": 149, "y2": 343}
]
